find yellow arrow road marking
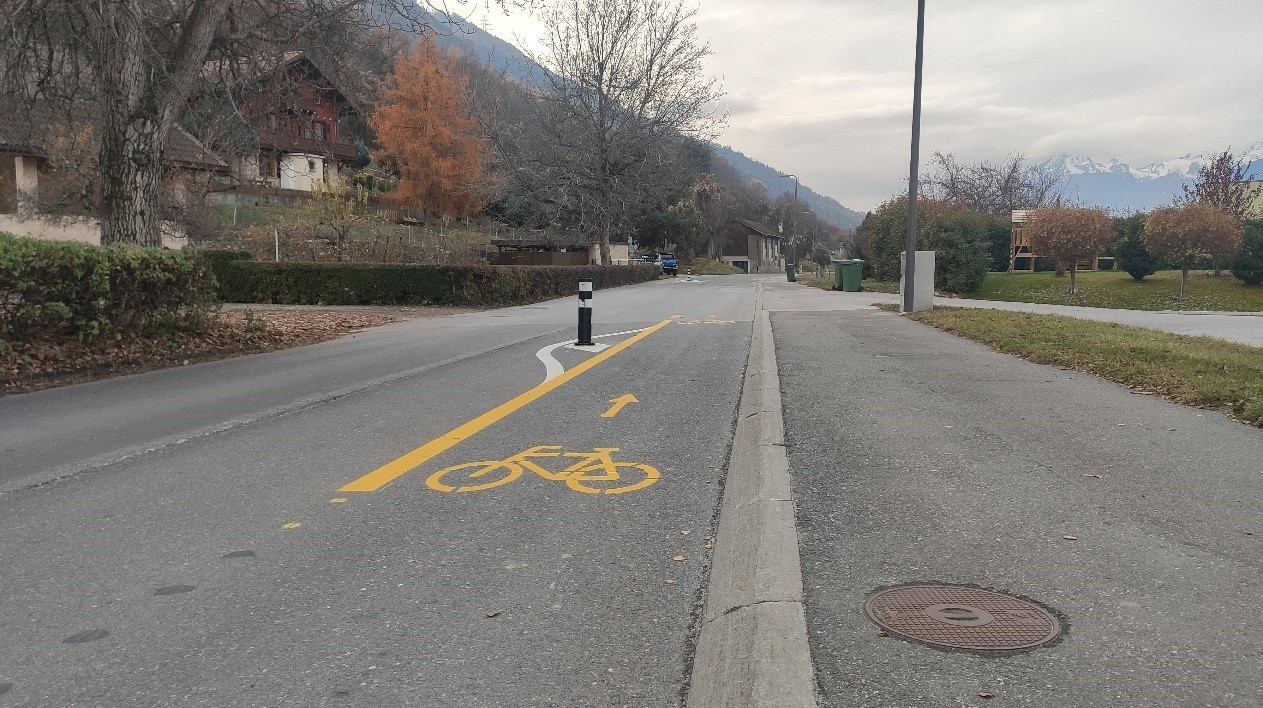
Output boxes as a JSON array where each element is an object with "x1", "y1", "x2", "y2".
[
  {"x1": 601, "y1": 394, "x2": 639, "y2": 418},
  {"x1": 340, "y1": 318, "x2": 674, "y2": 493}
]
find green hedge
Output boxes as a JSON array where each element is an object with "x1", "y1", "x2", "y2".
[
  {"x1": 206, "y1": 257, "x2": 661, "y2": 306},
  {"x1": 0, "y1": 232, "x2": 217, "y2": 342}
]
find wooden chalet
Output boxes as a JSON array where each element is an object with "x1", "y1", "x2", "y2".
[{"x1": 232, "y1": 54, "x2": 364, "y2": 192}]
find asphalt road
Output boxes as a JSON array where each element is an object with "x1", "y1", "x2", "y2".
[
  {"x1": 768, "y1": 280, "x2": 1263, "y2": 707},
  {"x1": 0, "y1": 276, "x2": 759, "y2": 708}
]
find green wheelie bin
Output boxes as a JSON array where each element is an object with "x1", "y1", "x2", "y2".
[{"x1": 833, "y1": 259, "x2": 865, "y2": 292}]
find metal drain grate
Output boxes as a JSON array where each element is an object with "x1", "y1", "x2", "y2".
[{"x1": 864, "y1": 585, "x2": 1062, "y2": 651}]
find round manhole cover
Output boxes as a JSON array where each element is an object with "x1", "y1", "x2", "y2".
[{"x1": 864, "y1": 585, "x2": 1062, "y2": 651}]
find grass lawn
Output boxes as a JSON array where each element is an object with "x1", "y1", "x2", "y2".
[
  {"x1": 966, "y1": 270, "x2": 1263, "y2": 312},
  {"x1": 903, "y1": 306, "x2": 1263, "y2": 427}
]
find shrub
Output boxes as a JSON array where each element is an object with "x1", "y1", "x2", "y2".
[
  {"x1": 1231, "y1": 220, "x2": 1263, "y2": 286},
  {"x1": 208, "y1": 260, "x2": 660, "y2": 306},
  {"x1": 922, "y1": 211, "x2": 992, "y2": 293},
  {"x1": 1114, "y1": 214, "x2": 1158, "y2": 282},
  {"x1": 858, "y1": 196, "x2": 1001, "y2": 291},
  {"x1": 0, "y1": 232, "x2": 217, "y2": 342}
]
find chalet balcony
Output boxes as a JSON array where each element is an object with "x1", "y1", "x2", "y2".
[{"x1": 256, "y1": 130, "x2": 359, "y2": 163}]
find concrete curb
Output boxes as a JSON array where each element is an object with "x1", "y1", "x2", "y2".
[{"x1": 687, "y1": 299, "x2": 816, "y2": 707}]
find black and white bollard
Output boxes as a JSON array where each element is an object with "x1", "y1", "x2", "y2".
[{"x1": 577, "y1": 281, "x2": 594, "y2": 346}]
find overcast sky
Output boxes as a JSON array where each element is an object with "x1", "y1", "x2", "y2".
[{"x1": 452, "y1": 0, "x2": 1262, "y2": 213}]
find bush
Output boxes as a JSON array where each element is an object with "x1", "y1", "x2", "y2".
[
  {"x1": 1114, "y1": 214, "x2": 1159, "y2": 282},
  {"x1": 1231, "y1": 220, "x2": 1263, "y2": 286},
  {"x1": 858, "y1": 196, "x2": 1000, "y2": 290},
  {"x1": 208, "y1": 260, "x2": 661, "y2": 306},
  {"x1": 923, "y1": 211, "x2": 992, "y2": 293},
  {"x1": 0, "y1": 232, "x2": 217, "y2": 342}
]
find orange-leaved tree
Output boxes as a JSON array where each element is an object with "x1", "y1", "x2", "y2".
[
  {"x1": 371, "y1": 39, "x2": 491, "y2": 220},
  {"x1": 1025, "y1": 207, "x2": 1116, "y2": 294},
  {"x1": 1145, "y1": 203, "x2": 1242, "y2": 299}
]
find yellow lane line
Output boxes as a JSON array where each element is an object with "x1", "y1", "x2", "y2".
[{"x1": 339, "y1": 318, "x2": 675, "y2": 493}]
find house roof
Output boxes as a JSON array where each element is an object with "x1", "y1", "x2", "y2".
[
  {"x1": 209, "y1": 52, "x2": 365, "y2": 117},
  {"x1": 0, "y1": 100, "x2": 63, "y2": 155},
  {"x1": 0, "y1": 98, "x2": 228, "y2": 171},
  {"x1": 166, "y1": 126, "x2": 229, "y2": 170},
  {"x1": 735, "y1": 219, "x2": 780, "y2": 238},
  {"x1": 492, "y1": 236, "x2": 593, "y2": 249}
]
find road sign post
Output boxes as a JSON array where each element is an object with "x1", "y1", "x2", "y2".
[{"x1": 577, "y1": 281, "x2": 594, "y2": 346}]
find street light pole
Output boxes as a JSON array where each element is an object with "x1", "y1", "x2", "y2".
[
  {"x1": 780, "y1": 173, "x2": 799, "y2": 270},
  {"x1": 903, "y1": 0, "x2": 926, "y2": 313}
]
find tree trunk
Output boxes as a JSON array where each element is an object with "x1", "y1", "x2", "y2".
[
  {"x1": 94, "y1": 0, "x2": 230, "y2": 247},
  {"x1": 599, "y1": 216, "x2": 613, "y2": 265},
  {"x1": 1068, "y1": 263, "x2": 1077, "y2": 294},
  {"x1": 99, "y1": 112, "x2": 167, "y2": 248},
  {"x1": 1179, "y1": 264, "x2": 1189, "y2": 300},
  {"x1": 96, "y1": 4, "x2": 165, "y2": 248}
]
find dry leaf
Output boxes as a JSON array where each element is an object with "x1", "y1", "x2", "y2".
[
  {"x1": 979, "y1": 692, "x2": 994, "y2": 699},
  {"x1": 876, "y1": 630, "x2": 887, "y2": 637},
  {"x1": 1062, "y1": 535, "x2": 1078, "y2": 541},
  {"x1": 485, "y1": 611, "x2": 501, "y2": 618},
  {"x1": 664, "y1": 579, "x2": 677, "y2": 585},
  {"x1": 673, "y1": 555, "x2": 687, "y2": 562},
  {"x1": 1082, "y1": 474, "x2": 1102, "y2": 478},
  {"x1": 680, "y1": 529, "x2": 692, "y2": 535}
]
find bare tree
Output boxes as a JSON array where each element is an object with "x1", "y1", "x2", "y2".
[
  {"x1": 921, "y1": 151, "x2": 1064, "y2": 216},
  {"x1": 0, "y1": 0, "x2": 509, "y2": 248},
  {"x1": 1180, "y1": 149, "x2": 1255, "y2": 221},
  {"x1": 521, "y1": 0, "x2": 725, "y2": 264}
]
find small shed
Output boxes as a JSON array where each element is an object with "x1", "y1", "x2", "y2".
[{"x1": 491, "y1": 235, "x2": 630, "y2": 266}]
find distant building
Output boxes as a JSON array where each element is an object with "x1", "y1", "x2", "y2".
[
  {"x1": 714, "y1": 219, "x2": 782, "y2": 273},
  {"x1": 1244, "y1": 181, "x2": 1263, "y2": 219},
  {"x1": 492, "y1": 232, "x2": 630, "y2": 265},
  {"x1": 230, "y1": 54, "x2": 365, "y2": 192},
  {"x1": 0, "y1": 99, "x2": 227, "y2": 246}
]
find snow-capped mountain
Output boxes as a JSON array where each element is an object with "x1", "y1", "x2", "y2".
[{"x1": 1037, "y1": 143, "x2": 1263, "y2": 213}]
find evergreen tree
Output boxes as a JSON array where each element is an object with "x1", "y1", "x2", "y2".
[
  {"x1": 1230, "y1": 220, "x2": 1263, "y2": 286},
  {"x1": 1114, "y1": 214, "x2": 1158, "y2": 282}
]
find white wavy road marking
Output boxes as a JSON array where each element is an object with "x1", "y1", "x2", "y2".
[{"x1": 535, "y1": 327, "x2": 652, "y2": 382}]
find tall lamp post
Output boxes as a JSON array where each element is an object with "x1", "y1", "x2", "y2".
[
  {"x1": 903, "y1": 0, "x2": 926, "y2": 312},
  {"x1": 779, "y1": 173, "x2": 799, "y2": 270}
]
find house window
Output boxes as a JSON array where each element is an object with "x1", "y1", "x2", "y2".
[{"x1": 298, "y1": 121, "x2": 328, "y2": 141}]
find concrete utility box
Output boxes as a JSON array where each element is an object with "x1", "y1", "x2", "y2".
[{"x1": 900, "y1": 250, "x2": 935, "y2": 312}]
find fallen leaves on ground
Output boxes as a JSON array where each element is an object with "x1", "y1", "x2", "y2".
[{"x1": 2, "y1": 311, "x2": 399, "y2": 396}]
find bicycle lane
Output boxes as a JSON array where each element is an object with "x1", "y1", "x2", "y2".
[{"x1": 331, "y1": 313, "x2": 750, "y2": 707}]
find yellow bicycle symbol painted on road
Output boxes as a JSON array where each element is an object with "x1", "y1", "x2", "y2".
[{"x1": 427, "y1": 445, "x2": 660, "y2": 495}]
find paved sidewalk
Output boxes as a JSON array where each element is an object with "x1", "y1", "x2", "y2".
[
  {"x1": 760, "y1": 279, "x2": 1263, "y2": 707},
  {"x1": 760, "y1": 282, "x2": 1263, "y2": 348}
]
